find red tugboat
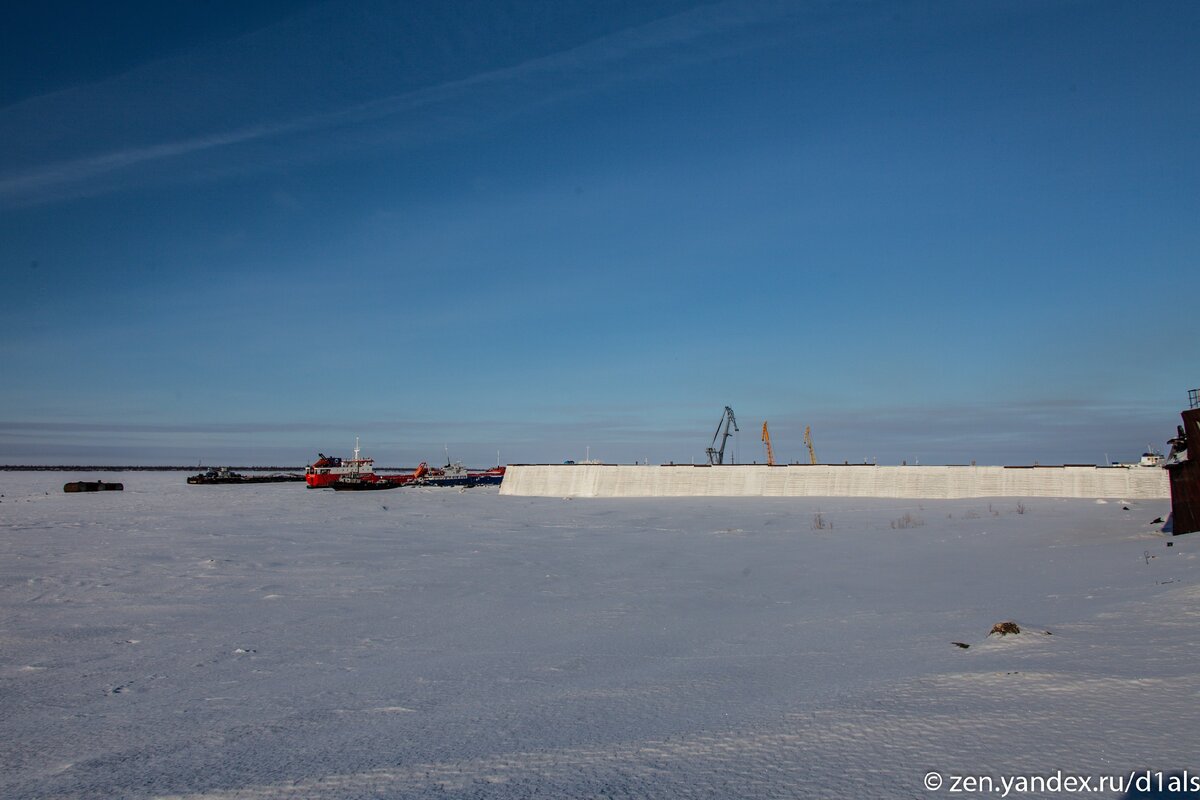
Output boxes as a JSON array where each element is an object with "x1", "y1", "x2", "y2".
[{"x1": 306, "y1": 439, "x2": 381, "y2": 488}]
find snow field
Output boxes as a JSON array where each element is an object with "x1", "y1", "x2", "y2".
[{"x1": 0, "y1": 472, "x2": 1195, "y2": 799}]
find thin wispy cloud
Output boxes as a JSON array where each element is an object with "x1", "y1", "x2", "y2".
[
  {"x1": 0, "y1": 0, "x2": 833, "y2": 207},
  {"x1": 0, "y1": 123, "x2": 298, "y2": 201}
]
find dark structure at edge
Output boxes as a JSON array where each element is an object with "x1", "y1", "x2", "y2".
[{"x1": 1166, "y1": 399, "x2": 1200, "y2": 536}]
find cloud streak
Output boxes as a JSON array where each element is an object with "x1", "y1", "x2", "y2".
[
  {"x1": 0, "y1": 123, "x2": 298, "y2": 201},
  {"x1": 0, "y1": 0, "x2": 834, "y2": 207}
]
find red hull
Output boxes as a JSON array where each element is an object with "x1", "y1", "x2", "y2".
[{"x1": 306, "y1": 471, "x2": 383, "y2": 488}]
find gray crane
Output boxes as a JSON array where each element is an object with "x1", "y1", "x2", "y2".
[{"x1": 706, "y1": 406, "x2": 739, "y2": 464}]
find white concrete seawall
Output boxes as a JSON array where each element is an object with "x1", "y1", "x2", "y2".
[{"x1": 499, "y1": 464, "x2": 1170, "y2": 499}]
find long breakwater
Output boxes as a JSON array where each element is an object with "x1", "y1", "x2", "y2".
[{"x1": 499, "y1": 464, "x2": 1170, "y2": 499}]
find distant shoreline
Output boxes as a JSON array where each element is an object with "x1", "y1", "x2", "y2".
[
  {"x1": 0, "y1": 465, "x2": 304, "y2": 472},
  {"x1": 0, "y1": 465, "x2": 415, "y2": 472}
]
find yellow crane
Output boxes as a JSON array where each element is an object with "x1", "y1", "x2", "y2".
[
  {"x1": 804, "y1": 425, "x2": 817, "y2": 465},
  {"x1": 761, "y1": 421, "x2": 775, "y2": 466}
]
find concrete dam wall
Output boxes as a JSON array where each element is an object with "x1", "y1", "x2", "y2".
[{"x1": 499, "y1": 464, "x2": 1170, "y2": 499}]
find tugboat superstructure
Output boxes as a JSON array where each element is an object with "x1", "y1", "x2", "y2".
[{"x1": 306, "y1": 438, "x2": 378, "y2": 488}]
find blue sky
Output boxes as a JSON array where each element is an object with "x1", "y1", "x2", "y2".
[{"x1": 1, "y1": 0, "x2": 1197, "y2": 467}]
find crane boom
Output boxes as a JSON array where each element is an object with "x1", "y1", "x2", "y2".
[
  {"x1": 804, "y1": 425, "x2": 817, "y2": 465},
  {"x1": 706, "y1": 406, "x2": 739, "y2": 464},
  {"x1": 761, "y1": 421, "x2": 775, "y2": 466}
]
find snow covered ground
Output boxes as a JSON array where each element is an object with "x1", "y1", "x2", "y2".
[{"x1": 1, "y1": 472, "x2": 1196, "y2": 799}]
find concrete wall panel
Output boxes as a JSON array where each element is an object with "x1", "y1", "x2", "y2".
[{"x1": 499, "y1": 465, "x2": 1170, "y2": 499}]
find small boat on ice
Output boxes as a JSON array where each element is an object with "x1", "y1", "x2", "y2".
[
  {"x1": 64, "y1": 480, "x2": 123, "y2": 493},
  {"x1": 188, "y1": 467, "x2": 303, "y2": 485},
  {"x1": 329, "y1": 476, "x2": 405, "y2": 491},
  {"x1": 330, "y1": 462, "x2": 505, "y2": 490},
  {"x1": 409, "y1": 462, "x2": 505, "y2": 487}
]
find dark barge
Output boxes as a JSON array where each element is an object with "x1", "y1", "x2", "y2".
[
  {"x1": 329, "y1": 477, "x2": 404, "y2": 491},
  {"x1": 64, "y1": 480, "x2": 124, "y2": 492},
  {"x1": 187, "y1": 467, "x2": 304, "y2": 485}
]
